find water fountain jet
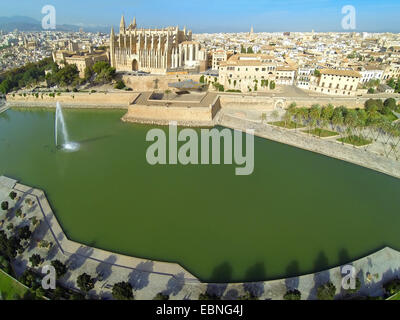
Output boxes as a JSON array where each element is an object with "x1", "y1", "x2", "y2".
[{"x1": 55, "y1": 102, "x2": 79, "y2": 152}]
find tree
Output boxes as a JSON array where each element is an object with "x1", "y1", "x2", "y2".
[
  {"x1": 199, "y1": 75, "x2": 205, "y2": 83},
  {"x1": 164, "y1": 89, "x2": 172, "y2": 99},
  {"x1": 309, "y1": 104, "x2": 321, "y2": 132},
  {"x1": 69, "y1": 292, "x2": 85, "y2": 300},
  {"x1": 114, "y1": 80, "x2": 126, "y2": 90},
  {"x1": 321, "y1": 104, "x2": 334, "y2": 128},
  {"x1": 77, "y1": 273, "x2": 95, "y2": 293},
  {"x1": 314, "y1": 69, "x2": 321, "y2": 77},
  {"x1": 51, "y1": 260, "x2": 67, "y2": 278},
  {"x1": 84, "y1": 66, "x2": 94, "y2": 81},
  {"x1": 269, "y1": 81, "x2": 275, "y2": 90},
  {"x1": 345, "y1": 277, "x2": 361, "y2": 294},
  {"x1": 283, "y1": 109, "x2": 292, "y2": 127},
  {"x1": 92, "y1": 62, "x2": 116, "y2": 84},
  {"x1": 283, "y1": 289, "x2": 301, "y2": 300},
  {"x1": 0, "y1": 231, "x2": 22, "y2": 258},
  {"x1": 52, "y1": 286, "x2": 67, "y2": 300},
  {"x1": 247, "y1": 47, "x2": 254, "y2": 54},
  {"x1": 261, "y1": 113, "x2": 267, "y2": 124},
  {"x1": 17, "y1": 226, "x2": 31, "y2": 240},
  {"x1": 384, "y1": 98, "x2": 397, "y2": 111},
  {"x1": 1, "y1": 201, "x2": 8, "y2": 211},
  {"x1": 383, "y1": 278, "x2": 400, "y2": 296},
  {"x1": 153, "y1": 292, "x2": 169, "y2": 300},
  {"x1": 317, "y1": 282, "x2": 336, "y2": 300},
  {"x1": 365, "y1": 99, "x2": 383, "y2": 113},
  {"x1": 29, "y1": 254, "x2": 42, "y2": 267},
  {"x1": 20, "y1": 269, "x2": 40, "y2": 289},
  {"x1": 199, "y1": 292, "x2": 221, "y2": 300},
  {"x1": 271, "y1": 110, "x2": 279, "y2": 121},
  {"x1": 9, "y1": 192, "x2": 17, "y2": 200},
  {"x1": 112, "y1": 282, "x2": 133, "y2": 300}
]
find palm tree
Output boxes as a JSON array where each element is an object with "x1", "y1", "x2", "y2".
[
  {"x1": 332, "y1": 109, "x2": 344, "y2": 133},
  {"x1": 321, "y1": 104, "x2": 334, "y2": 131},
  {"x1": 261, "y1": 113, "x2": 267, "y2": 124},
  {"x1": 344, "y1": 110, "x2": 358, "y2": 145},
  {"x1": 309, "y1": 104, "x2": 321, "y2": 135},
  {"x1": 283, "y1": 110, "x2": 292, "y2": 128},
  {"x1": 164, "y1": 89, "x2": 172, "y2": 100},
  {"x1": 271, "y1": 110, "x2": 279, "y2": 122}
]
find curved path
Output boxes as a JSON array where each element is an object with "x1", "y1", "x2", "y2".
[{"x1": 1, "y1": 175, "x2": 399, "y2": 300}]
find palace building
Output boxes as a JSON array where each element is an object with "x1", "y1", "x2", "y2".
[{"x1": 110, "y1": 16, "x2": 207, "y2": 74}]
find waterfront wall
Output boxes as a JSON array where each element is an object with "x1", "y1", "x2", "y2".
[
  {"x1": 218, "y1": 93, "x2": 400, "y2": 111},
  {"x1": 121, "y1": 94, "x2": 221, "y2": 127},
  {"x1": 122, "y1": 74, "x2": 201, "y2": 91},
  {"x1": 6, "y1": 91, "x2": 398, "y2": 111},
  {"x1": 5, "y1": 92, "x2": 139, "y2": 108},
  {"x1": 121, "y1": 104, "x2": 215, "y2": 127},
  {"x1": 219, "y1": 113, "x2": 400, "y2": 180}
]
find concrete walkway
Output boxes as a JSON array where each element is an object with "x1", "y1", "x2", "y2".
[
  {"x1": 1, "y1": 175, "x2": 400, "y2": 300},
  {"x1": 218, "y1": 110, "x2": 400, "y2": 180}
]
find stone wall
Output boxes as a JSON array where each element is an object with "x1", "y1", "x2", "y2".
[
  {"x1": 122, "y1": 104, "x2": 215, "y2": 127},
  {"x1": 5, "y1": 92, "x2": 139, "y2": 108},
  {"x1": 220, "y1": 113, "x2": 400, "y2": 179},
  {"x1": 122, "y1": 74, "x2": 201, "y2": 91},
  {"x1": 219, "y1": 93, "x2": 400, "y2": 111}
]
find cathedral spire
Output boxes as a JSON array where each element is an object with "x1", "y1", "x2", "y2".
[
  {"x1": 133, "y1": 16, "x2": 137, "y2": 29},
  {"x1": 120, "y1": 15, "x2": 126, "y2": 34}
]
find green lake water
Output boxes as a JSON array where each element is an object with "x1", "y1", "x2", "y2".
[{"x1": 0, "y1": 108, "x2": 399, "y2": 283}]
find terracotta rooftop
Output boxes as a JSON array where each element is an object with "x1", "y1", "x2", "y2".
[{"x1": 320, "y1": 69, "x2": 361, "y2": 78}]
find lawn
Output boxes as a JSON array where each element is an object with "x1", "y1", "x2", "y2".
[
  {"x1": 384, "y1": 111, "x2": 399, "y2": 122},
  {"x1": 387, "y1": 291, "x2": 400, "y2": 300},
  {"x1": 302, "y1": 128, "x2": 339, "y2": 137},
  {"x1": 268, "y1": 121, "x2": 305, "y2": 129},
  {"x1": 0, "y1": 269, "x2": 29, "y2": 300},
  {"x1": 337, "y1": 135, "x2": 372, "y2": 147}
]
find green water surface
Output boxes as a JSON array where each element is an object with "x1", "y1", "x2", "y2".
[{"x1": 0, "y1": 108, "x2": 399, "y2": 282}]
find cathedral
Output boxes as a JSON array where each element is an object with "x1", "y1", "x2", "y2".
[{"x1": 110, "y1": 16, "x2": 207, "y2": 74}]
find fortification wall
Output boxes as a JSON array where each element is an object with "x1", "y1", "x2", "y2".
[
  {"x1": 122, "y1": 104, "x2": 214, "y2": 126},
  {"x1": 122, "y1": 74, "x2": 201, "y2": 91},
  {"x1": 5, "y1": 92, "x2": 139, "y2": 108},
  {"x1": 219, "y1": 94, "x2": 400, "y2": 110}
]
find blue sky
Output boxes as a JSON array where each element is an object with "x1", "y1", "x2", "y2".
[{"x1": 2, "y1": 0, "x2": 400, "y2": 33}]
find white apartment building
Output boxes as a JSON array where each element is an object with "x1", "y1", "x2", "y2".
[
  {"x1": 275, "y1": 66, "x2": 296, "y2": 85},
  {"x1": 383, "y1": 63, "x2": 400, "y2": 81},
  {"x1": 358, "y1": 65, "x2": 384, "y2": 84},
  {"x1": 219, "y1": 54, "x2": 277, "y2": 92},
  {"x1": 296, "y1": 66, "x2": 315, "y2": 89},
  {"x1": 211, "y1": 50, "x2": 232, "y2": 70},
  {"x1": 312, "y1": 69, "x2": 361, "y2": 96}
]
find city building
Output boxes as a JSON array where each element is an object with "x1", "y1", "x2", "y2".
[
  {"x1": 52, "y1": 49, "x2": 108, "y2": 78},
  {"x1": 211, "y1": 49, "x2": 232, "y2": 71},
  {"x1": 109, "y1": 16, "x2": 207, "y2": 74},
  {"x1": 357, "y1": 65, "x2": 384, "y2": 84},
  {"x1": 312, "y1": 69, "x2": 361, "y2": 96},
  {"x1": 219, "y1": 54, "x2": 276, "y2": 92}
]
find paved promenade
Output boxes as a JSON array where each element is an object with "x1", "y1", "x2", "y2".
[
  {"x1": 217, "y1": 110, "x2": 400, "y2": 180},
  {"x1": 1, "y1": 176, "x2": 400, "y2": 300}
]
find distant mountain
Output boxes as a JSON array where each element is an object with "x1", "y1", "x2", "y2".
[
  {"x1": 0, "y1": 16, "x2": 42, "y2": 32},
  {"x1": 0, "y1": 16, "x2": 112, "y2": 33}
]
